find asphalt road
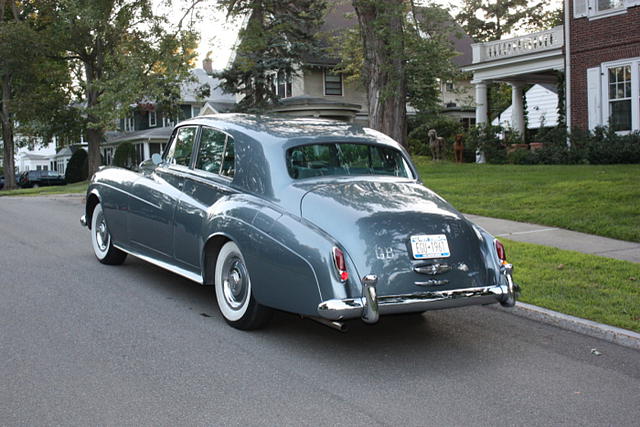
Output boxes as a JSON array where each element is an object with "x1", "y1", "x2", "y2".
[{"x1": 1, "y1": 196, "x2": 639, "y2": 426}]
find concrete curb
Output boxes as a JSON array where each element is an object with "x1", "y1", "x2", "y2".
[{"x1": 493, "y1": 302, "x2": 640, "y2": 351}]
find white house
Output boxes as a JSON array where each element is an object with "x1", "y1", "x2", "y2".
[
  {"x1": 492, "y1": 84, "x2": 559, "y2": 130},
  {"x1": 15, "y1": 144, "x2": 57, "y2": 173}
]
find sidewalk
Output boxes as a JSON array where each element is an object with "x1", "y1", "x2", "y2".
[{"x1": 465, "y1": 214, "x2": 640, "y2": 264}]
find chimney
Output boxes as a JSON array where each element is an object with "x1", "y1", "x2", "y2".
[{"x1": 203, "y1": 54, "x2": 213, "y2": 75}]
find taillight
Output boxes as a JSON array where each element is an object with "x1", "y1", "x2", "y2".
[
  {"x1": 333, "y1": 247, "x2": 349, "y2": 282},
  {"x1": 495, "y1": 240, "x2": 507, "y2": 262}
]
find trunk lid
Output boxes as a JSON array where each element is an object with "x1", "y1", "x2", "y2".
[{"x1": 300, "y1": 180, "x2": 493, "y2": 296}]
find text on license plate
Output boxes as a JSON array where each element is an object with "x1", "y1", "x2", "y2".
[{"x1": 410, "y1": 234, "x2": 450, "y2": 259}]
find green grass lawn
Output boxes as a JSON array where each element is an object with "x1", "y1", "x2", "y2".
[
  {"x1": 0, "y1": 181, "x2": 88, "y2": 197},
  {"x1": 507, "y1": 239, "x2": 640, "y2": 332},
  {"x1": 413, "y1": 158, "x2": 640, "y2": 242}
]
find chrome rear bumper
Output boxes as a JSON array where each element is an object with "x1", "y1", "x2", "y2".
[{"x1": 317, "y1": 265, "x2": 518, "y2": 323}]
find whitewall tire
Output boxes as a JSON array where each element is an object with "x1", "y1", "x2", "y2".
[
  {"x1": 214, "y1": 241, "x2": 272, "y2": 330},
  {"x1": 91, "y1": 203, "x2": 127, "y2": 265}
]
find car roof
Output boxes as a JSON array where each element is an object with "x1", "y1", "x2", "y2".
[{"x1": 179, "y1": 113, "x2": 402, "y2": 149}]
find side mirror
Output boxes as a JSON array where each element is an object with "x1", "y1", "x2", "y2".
[{"x1": 151, "y1": 153, "x2": 162, "y2": 165}]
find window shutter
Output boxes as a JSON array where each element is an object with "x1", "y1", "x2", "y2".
[
  {"x1": 573, "y1": 0, "x2": 588, "y2": 17},
  {"x1": 587, "y1": 67, "x2": 602, "y2": 130}
]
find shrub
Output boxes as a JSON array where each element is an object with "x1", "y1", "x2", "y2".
[
  {"x1": 113, "y1": 142, "x2": 137, "y2": 169},
  {"x1": 587, "y1": 127, "x2": 640, "y2": 164},
  {"x1": 64, "y1": 149, "x2": 88, "y2": 183},
  {"x1": 464, "y1": 124, "x2": 508, "y2": 164}
]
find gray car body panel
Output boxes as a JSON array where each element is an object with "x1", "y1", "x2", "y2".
[{"x1": 84, "y1": 113, "x2": 506, "y2": 317}]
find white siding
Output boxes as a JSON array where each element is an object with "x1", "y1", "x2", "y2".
[{"x1": 492, "y1": 84, "x2": 559, "y2": 129}]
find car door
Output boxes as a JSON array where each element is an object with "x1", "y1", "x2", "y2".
[
  {"x1": 172, "y1": 126, "x2": 237, "y2": 270},
  {"x1": 127, "y1": 125, "x2": 198, "y2": 260}
]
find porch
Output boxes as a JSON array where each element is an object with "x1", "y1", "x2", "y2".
[{"x1": 462, "y1": 26, "x2": 565, "y2": 136}]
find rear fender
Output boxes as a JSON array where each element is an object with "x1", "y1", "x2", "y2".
[{"x1": 201, "y1": 197, "x2": 345, "y2": 317}]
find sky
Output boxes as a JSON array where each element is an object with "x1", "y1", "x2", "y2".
[{"x1": 157, "y1": 0, "x2": 563, "y2": 72}]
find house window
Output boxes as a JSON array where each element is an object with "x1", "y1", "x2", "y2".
[
  {"x1": 163, "y1": 116, "x2": 175, "y2": 128},
  {"x1": 596, "y1": 0, "x2": 624, "y2": 12},
  {"x1": 324, "y1": 71, "x2": 343, "y2": 96},
  {"x1": 192, "y1": 106, "x2": 201, "y2": 117},
  {"x1": 149, "y1": 111, "x2": 157, "y2": 127},
  {"x1": 445, "y1": 81, "x2": 454, "y2": 92},
  {"x1": 608, "y1": 65, "x2": 632, "y2": 131},
  {"x1": 124, "y1": 115, "x2": 134, "y2": 132},
  {"x1": 275, "y1": 70, "x2": 292, "y2": 98},
  {"x1": 573, "y1": 0, "x2": 636, "y2": 18}
]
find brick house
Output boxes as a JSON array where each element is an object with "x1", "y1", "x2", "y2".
[{"x1": 568, "y1": 1, "x2": 640, "y2": 132}]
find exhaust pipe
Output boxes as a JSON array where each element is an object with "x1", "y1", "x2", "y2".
[{"x1": 307, "y1": 316, "x2": 348, "y2": 332}]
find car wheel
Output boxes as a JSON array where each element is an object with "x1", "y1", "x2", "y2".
[
  {"x1": 91, "y1": 203, "x2": 127, "y2": 265},
  {"x1": 214, "y1": 241, "x2": 272, "y2": 330}
]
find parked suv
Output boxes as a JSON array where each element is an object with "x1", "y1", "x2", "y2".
[{"x1": 18, "y1": 170, "x2": 66, "y2": 188}]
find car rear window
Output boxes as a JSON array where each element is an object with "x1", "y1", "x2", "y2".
[{"x1": 286, "y1": 143, "x2": 413, "y2": 179}]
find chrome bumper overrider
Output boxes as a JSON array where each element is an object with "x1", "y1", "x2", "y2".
[
  {"x1": 317, "y1": 265, "x2": 518, "y2": 323},
  {"x1": 80, "y1": 215, "x2": 87, "y2": 227}
]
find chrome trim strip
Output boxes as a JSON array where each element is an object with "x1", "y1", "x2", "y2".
[
  {"x1": 114, "y1": 244, "x2": 203, "y2": 284},
  {"x1": 317, "y1": 284, "x2": 508, "y2": 322}
]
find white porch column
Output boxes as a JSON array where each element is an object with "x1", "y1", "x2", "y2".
[
  {"x1": 510, "y1": 82, "x2": 526, "y2": 137},
  {"x1": 474, "y1": 82, "x2": 488, "y2": 125},
  {"x1": 143, "y1": 140, "x2": 151, "y2": 161}
]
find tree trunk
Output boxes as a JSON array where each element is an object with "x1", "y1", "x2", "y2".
[
  {"x1": 84, "y1": 62, "x2": 104, "y2": 178},
  {"x1": 353, "y1": 0, "x2": 407, "y2": 146},
  {"x1": 1, "y1": 75, "x2": 17, "y2": 190}
]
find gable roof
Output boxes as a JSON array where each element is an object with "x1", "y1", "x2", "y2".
[{"x1": 308, "y1": 0, "x2": 473, "y2": 67}]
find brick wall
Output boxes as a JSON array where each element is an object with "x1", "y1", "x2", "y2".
[{"x1": 569, "y1": 4, "x2": 640, "y2": 130}]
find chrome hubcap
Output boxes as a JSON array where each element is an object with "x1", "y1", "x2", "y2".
[
  {"x1": 95, "y1": 213, "x2": 109, "y2": 252},
  {"x1": 222, "y1": 257, "x2": 248, "y2": 310}
]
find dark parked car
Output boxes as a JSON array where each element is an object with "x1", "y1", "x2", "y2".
[
  {"x1": 80, "y1": 114, "x2": 518, "y2": 331},
  {"x1": 18, "y1": 170, "x2": 66, "y2": 188}
]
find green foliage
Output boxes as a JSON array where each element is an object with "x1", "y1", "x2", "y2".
[
  {"x1": 65, "y1": 149, "x2": 88, "y2": 183},
  {"x1": 588, "y1": 127, "x2": 640, "y2": 164},
  {"x1": 49, "y1": 0, "x2": 199, "y2": 175},
  {"x1": 1, "y1": 1, "x2": 78, "y2": 189},
  {"x1": 455, "y1": 0, "x2": 561, "y2": 42},
  {"x1": 216, "y1": 0, "x2": 326, "y2": 112},
  {"x1": 113, "y1": 142, "x2": 137, "y2": 170},
  {"x1": 408, "y1": 115, "x2": 463, "y2": 157},
  {"x1": 333, "y1": 3, "x2": 460, "y2": 116}
]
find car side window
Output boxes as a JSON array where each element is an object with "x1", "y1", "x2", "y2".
[
  {"x1": 165, "y1": 126, "x2": 196, "y2": 167},
  {"x1": 195, "y1": 127, "x2": 235, "y2": 178},
  {"x1": 221, "y1": 136, "x2": 235, "y2": 178},
  {"x1": 196, "y1": 127, "x2": 226, "y2": 173}
]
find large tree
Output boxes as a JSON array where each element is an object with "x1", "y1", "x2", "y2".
[
  {"x1": 216, "y1": 0, "x2": 326, "y2": 111},
  {"x1": 456, "y1": 0, "x2": 560, "y2": 42},
  {"x1": 352, "y1": 0, "x2": 407, "y2": 146},
  {"x1": 51, "y1": 0, "x2": 198, "y2": 177},
  {"x1": 0, "y1": 1, "x2": 74, "y2": 190}
]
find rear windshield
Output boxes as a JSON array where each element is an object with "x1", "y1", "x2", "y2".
[{"x1": 286, "y1": 143, "x2": 413, "y2": 179}]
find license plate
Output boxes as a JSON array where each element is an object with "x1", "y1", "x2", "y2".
[{"x1": 410, "y1": 234, "x2": 450, "y2": 259}]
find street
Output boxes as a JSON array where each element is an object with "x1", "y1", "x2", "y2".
[{"x1": 1, "y1": 196, "x2": 639, "y2": 426}]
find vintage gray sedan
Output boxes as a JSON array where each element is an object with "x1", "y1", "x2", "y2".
[{"x1": 81, "y1": 114, "x2": 518, "y2": 331}]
